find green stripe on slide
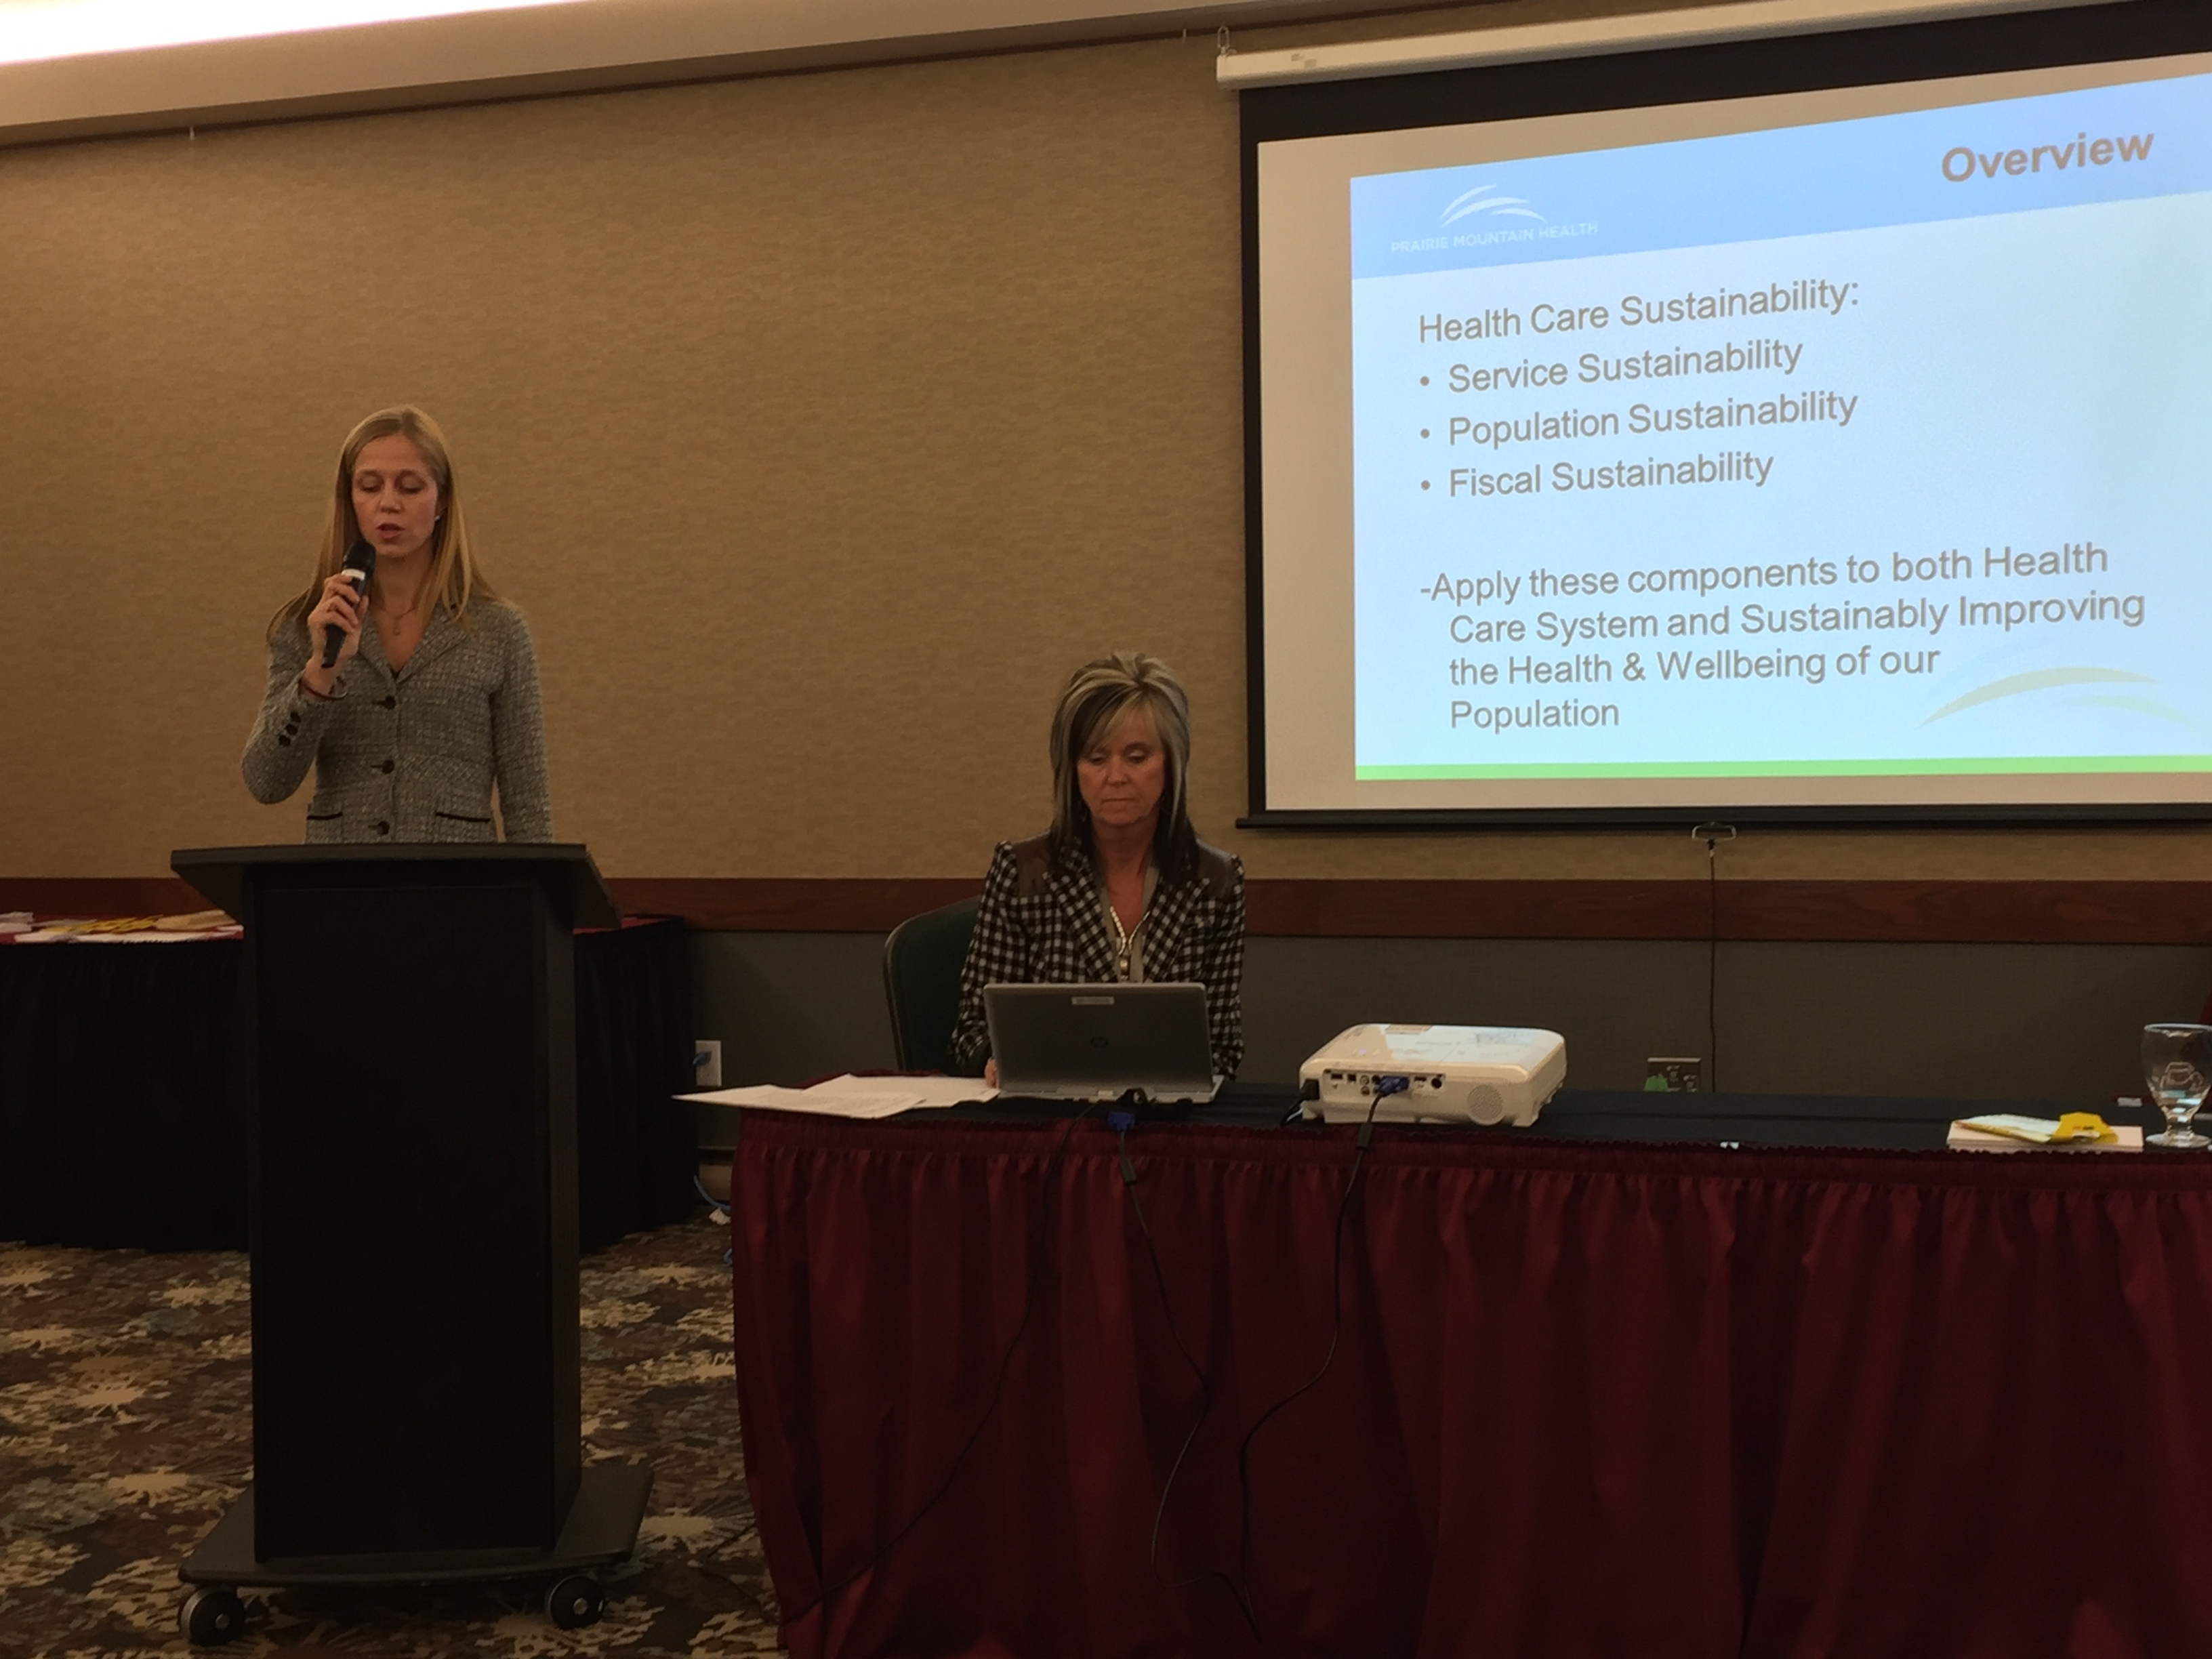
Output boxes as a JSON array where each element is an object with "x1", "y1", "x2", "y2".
[{"x1": 1355, "y1": 756, "x2": 2212, "y2": 781}]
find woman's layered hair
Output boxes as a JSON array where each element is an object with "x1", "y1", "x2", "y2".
[
  {"x1": 1047, "y1": 651, "x2": 1200, "y2": 882},
  {"x1": 268, "y1": 405, "x2": 499, "y2": 642}
]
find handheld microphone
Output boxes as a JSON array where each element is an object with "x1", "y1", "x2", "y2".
[{"x1": 320, "y1": 539, "x2": 376, "y2": 669}]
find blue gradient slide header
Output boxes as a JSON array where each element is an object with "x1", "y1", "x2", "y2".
[{"x1": 1350, "y1": 70, "x2": 2212, "y2": 279}]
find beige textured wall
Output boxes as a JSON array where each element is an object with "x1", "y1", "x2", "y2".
[{"x1": 3, "y1": 0, "x2": 2206, "y2": 884}]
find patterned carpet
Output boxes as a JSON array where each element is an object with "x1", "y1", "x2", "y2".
[{"x1": 0, "y1": 1216, "x2": 782, "y2": 1656}]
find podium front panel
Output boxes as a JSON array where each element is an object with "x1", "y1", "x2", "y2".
[{"x1": 243, "y1": 869, "x2": 581, "y2": 1559}]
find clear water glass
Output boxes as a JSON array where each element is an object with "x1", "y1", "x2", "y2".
[{"x1": 2142, "y1": 1024, "x2": 2212, "y2": 1149}]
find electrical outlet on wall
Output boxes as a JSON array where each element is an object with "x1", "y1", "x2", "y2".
[{"x1": 694, "y1": 1039, "x2": 722, "y2": 1090}]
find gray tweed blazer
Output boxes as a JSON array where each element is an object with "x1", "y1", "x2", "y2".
[{"x1": 242, "y1": 600, "x2": 552, "y2": 844}]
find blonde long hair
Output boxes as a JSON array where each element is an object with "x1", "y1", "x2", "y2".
[{"x1": 268, "y1": 405, "x2": 498, "y2": 642}]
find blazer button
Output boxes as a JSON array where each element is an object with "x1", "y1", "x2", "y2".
[
  {"x1": 381, "y1": 759, "x2": 394, "y2": 774},
  {"x1": 277, "y1": 736, "x2": 290, "y2": 747},
  {"x1": 375, "y1": 821, "x2": 390, "y2": 836},
  {"x1": 381, "y1": 696, "x2": 396, "y2": 709}
]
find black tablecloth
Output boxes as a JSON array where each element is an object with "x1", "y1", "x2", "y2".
[
  {"x1": 936, "y1": 1080, "x2": 2165, "y2": 1149},
  {"x1": 0, "y1": 918, "x2": 698, "y2": 1252}
]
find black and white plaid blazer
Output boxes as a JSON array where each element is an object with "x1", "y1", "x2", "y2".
[{"x1": 951, "y1": 833, "x2": 1246, "y2": 1079}]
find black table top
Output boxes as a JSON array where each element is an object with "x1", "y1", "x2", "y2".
[{"x1": 934, "y1": 1082, "x2": 2169, "y2": 1153}]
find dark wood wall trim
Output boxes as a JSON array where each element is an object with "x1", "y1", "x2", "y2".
[{"x1": 9, "y1": 875, "x2": 2212, "y2": 946}]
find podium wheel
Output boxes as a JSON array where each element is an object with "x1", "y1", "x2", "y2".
[
  {"x1": 546, "y1": 1574, "x2": 605, "y2": 1629},
  {"x1": 179, "y1": 1587, "x2": 247, "y2": 1645}
]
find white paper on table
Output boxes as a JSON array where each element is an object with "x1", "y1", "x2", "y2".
[
  {"x1": 808, "y1": 1073, "x2": 998, "y2": 1109},
  {"x1": 678, "y1": 1084, "x2": 915, "y2": 1119},
  {"x1": 678, "y1": 1084, "x2": 811, "y2": 1109},
  {"x1": 679, "y1": 1072, "x2": 998, "y2": 1119}
]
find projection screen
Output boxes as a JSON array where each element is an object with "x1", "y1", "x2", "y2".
[{"x1": 1242, "y1": 0, "x2": 2212, "y2": 823}]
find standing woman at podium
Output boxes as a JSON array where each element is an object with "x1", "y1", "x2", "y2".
[
  {"x1": 242, "y1": 407, "x2": 552, "y2": 843},
  {"x1": 951, "y1": 651, "x2": 1246, "y2": 1082}
]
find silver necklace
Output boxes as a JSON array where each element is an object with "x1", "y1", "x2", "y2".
[{"x1": 1106, "y1": 898, "x2": 1142, "y2": 980}]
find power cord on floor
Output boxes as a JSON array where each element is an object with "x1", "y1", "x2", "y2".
[
  {"x1": 701, "y1": 1105, "x2": 738, "y2": 1266},
  {"x1": 693, "y1": 1172, "x2": 733, "y2": 1266}
]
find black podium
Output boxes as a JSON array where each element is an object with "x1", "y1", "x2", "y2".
[{"x1": 169, "y1": 845, "x2": 651, "y2": 1643}]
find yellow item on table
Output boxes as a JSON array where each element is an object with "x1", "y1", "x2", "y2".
[{"x1": 1954, "y1": 1112, "x2": 2117, "y2": 1145}]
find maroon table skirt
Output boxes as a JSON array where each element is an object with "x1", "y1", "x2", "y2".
[{"x1": 728, "y1": 1113, "x2": 2212, "y2": 1659}]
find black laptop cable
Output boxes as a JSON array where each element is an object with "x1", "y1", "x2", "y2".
[
  {"x1": 1226, "y1": 1073, "x2": 1398, "y2": 1632},
  {"x1": 771, "y1": 1094, "x2": 1103, "y2": 1633},
  {"x1": 1114, "y1": 1122, "x2": 1265, "y2": 1639}
]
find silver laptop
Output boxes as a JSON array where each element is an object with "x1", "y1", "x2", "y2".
[{"x1": 984, "y1": 983, "x2": 1220, "y2": 1103}]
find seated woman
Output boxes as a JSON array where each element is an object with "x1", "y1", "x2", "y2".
[
  {"x1": 952, "y1": 651, "x2": 1246, "y2": 1084},
  {"x1": 241, "y1": 405, "x2": 551, "y2": 843}
]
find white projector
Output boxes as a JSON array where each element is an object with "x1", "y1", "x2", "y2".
[{"x1": 1299, "y1": 1024, "x2": 1567, "y2": 1127}]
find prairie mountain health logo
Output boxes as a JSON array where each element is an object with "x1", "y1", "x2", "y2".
[{"x1": 1387, "y1": 182, "x2": 1600, "y2": 255}]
